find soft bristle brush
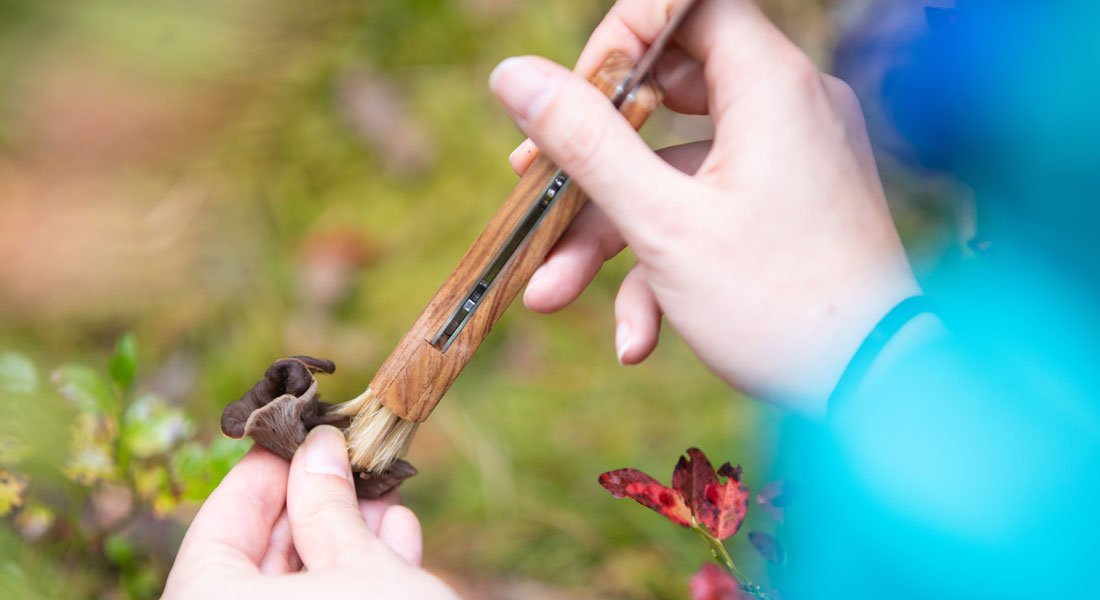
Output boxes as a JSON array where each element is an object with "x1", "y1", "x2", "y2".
[{"x1": 336, "y1": 1, "x2": 697, "y2": 473}]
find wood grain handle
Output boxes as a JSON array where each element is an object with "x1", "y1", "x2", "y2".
[{"x1": 370, "y1": 52, "x2": 662, "y2": 422}]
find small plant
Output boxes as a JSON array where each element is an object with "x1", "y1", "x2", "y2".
[
  {"x1": 0, "y1": 335, "x2": 247, "y2": 598},
  {"x1": 599, "y1": 448, "x2": 790, "y2": 600}
]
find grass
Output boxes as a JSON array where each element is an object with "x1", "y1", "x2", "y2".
[{"x1": 0, "y1": 0, "x2": 807, "y2": 596}]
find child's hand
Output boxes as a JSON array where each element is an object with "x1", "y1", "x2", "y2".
[
  {"x1": 491, "y1": 0, "x2": 919, "y2": 411},
  {"x1": 164, "y1": 427, "x2": 456, "y2": 599}
]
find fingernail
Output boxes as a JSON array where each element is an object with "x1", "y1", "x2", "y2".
[
  {"x1": 490, "y1": 57, "x2": 556, "y2": 123},
  {"x1": 615, "y1": 321, "x2": 632, "y2": 365},
  {"x1": 521, "y1": 264, "x2": 543, "y2": 306},
  {"x1": 303, "y1": 425, "x2": 352, "y2": 480},
  {"x1": 529, "y1": 263, "x2": 548, "y2": 288},
  {"x1": 509, "y1": 139, "x2": 535, "y2": 165}
]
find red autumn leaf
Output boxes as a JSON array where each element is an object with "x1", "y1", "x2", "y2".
[
  {"x1": 748, "y1": 531, "x2": 785, "y2": 564},
  {"x1": 672, "y1": 448, "x2": 749, "y2": 540},
  {"x1": 690, "y1": 563, "x2": 746, "y2": 600},
  {"x1": 673, "y1": 448, "x2": 719, "y2": 522},
  {"x1": 598, "y1": 468, "x2": 693, "y2": 528},
  {"x1": 599, "y1": 449, "x2": 749, "y2": 538}
]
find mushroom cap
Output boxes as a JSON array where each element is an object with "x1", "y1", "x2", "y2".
[
  {"x1": 220, "y1": 355, "x2": 415, "y2": 498},
  {"x1": 221, "y1": 356, "x2": 335, "y2": 440}
]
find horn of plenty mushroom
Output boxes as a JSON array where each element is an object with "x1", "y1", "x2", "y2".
[{"x1": 221, "y1": 356, "x2": 416, "y2": 499}]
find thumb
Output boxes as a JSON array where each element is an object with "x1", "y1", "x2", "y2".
[
  {"x1": 286, "y1": 425, "x2": 389, "y2": 570},
  {"x1": 489, "y1": 55, "x2": 696, "y2": 250}
]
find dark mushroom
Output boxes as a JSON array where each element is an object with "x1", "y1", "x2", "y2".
[
  {"x1": 355, "y1": 459, "x2": 418, "y2": 499},
  {"x1": 221, "y1": 355, "x2": 416, "y2": 498}
]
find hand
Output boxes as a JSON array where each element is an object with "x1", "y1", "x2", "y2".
[
  {"x1": 489, "y1": 0, "x2": 919, "y2": 411},
  {"x1": 164, "y1": 426, "x2": 456, "y2": 599}
]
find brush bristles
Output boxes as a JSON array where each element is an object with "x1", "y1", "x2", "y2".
[{"x1": 336, "y1": 388, "x2": 419, "y2": 473}]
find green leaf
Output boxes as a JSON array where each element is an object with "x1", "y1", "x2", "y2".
[
  {"x1": 0, "y1": 353, "x2": 38, "y2": 395},
  {"x1": 121, "y1": 395, "x2": 195, "y2": 460},
  {"x1": 64, "y1": 414, "x2": 119, "y2": 485},
  {"x1": 52, "y1": 364, "x2": 118, "y2": 417},
  {"x1": 172, "y1": 438, "x2": 249, "y2": 501},
  {"x1": 103, "y1": 533, "x2": 135, "y2": 567},
  {"x1": 107, "y1": 333, "x2": 137, "y2": 392},
  {"x1": 121, "y1": 563, "x2": 161, "y2": 600}
]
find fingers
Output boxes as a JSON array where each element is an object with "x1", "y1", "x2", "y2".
[
  {"x1": 377, "y1": 505, "x2": 424, "y2": 567},
  {"x1": 509, "y1": 138, "x2": 540, "y2": 175},
  {"x1": 258, "y1": 510, "x2": 302, "y2": 574},
  {"x1": 574, "y1": 1, "x2": 705, "y2": 114},
  {"x1": 172, "y1": 446, "x2": 289, "y2": 573},
  {"x1": 490, "y1": 55, "x2": 696, "y2": 251},
  {"x1": 524, "y1": 203, "x2": 624, "y2": 313},
  {"x1": 578, "y1": 0, "x2": 809, "y2": 144},
  {"x1": 522, "y1": 140, "x2": 711, "y2": 313},
  {"x1": 358, "y1": 489, "x2": 400, "y2": 533},
  {"x1": 654, "y1": 43, "x2": 708, "y2": 115},
  {"x1": 357, "y1": 489, "x2": 422, "y2": 567},
  {"x1": 615, "y1": 263, "x2": 662, "y2": 364},
  {"x1": 286, "y1": 425, "x2": 383, "y2": 570}
]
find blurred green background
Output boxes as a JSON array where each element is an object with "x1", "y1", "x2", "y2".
[{"x1": 0, "y1": 0, "x2": 946, "y2": 598}]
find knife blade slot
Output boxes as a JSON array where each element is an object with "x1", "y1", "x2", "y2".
[{"x1": 430, "y1": 170, "x2": 571, "y2": 352}]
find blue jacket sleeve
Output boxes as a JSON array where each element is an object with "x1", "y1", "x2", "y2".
[{"x1": 779, "y1": 276, "x2": 1100, "y2": 599}]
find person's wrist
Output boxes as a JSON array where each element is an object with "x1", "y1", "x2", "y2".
[
  {"x1": 859, "y1": 311, "x2": 949, "y2": 390},
  {"x1": 797, "y1": 270, "x2": 922, "y2": 412},
  {"x1": 826, "y1": 294, "x2": 946, "y2": 411}
]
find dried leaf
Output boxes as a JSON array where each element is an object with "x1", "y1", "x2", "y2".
[
  {"x1": 748, "y1": 531, "x2": 785, "y2": 564},
  {"x1": 598, "y1": 468, "x2": 693, "y2": 528},
  {"x1": 690, "y1": 563, "x2": 743, "y2": 600}
]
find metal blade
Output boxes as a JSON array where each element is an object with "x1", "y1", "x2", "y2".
[
  {"x1": 431, "y1": 1, "x2": 699, "y2": 352},
  {"x1": 612, "y1": 0, "x2": 700, "y2": 107}
]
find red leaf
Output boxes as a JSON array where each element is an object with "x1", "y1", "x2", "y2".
[
  {"x1": 599, "y1": 468, "x2": 660, "y2": 497},
  {"x1": 748, "y1": 531, "x2": 785, "y2": 564},
  {"x1": 599, "y1": 469, "x2": 693, "y2": 528},
  {"x1": 600, "y1": 449, "x2": 750, "y2": 538},
  {"x1": 673, "y1": 448, "x2": 719, "y2": 520},
  {"x1": 717, "y1": 462, "x2": 743, "y2": 482},
  {"x1": 690, "y1": 563, "x2": 744, "y2": 600},
  {"x1": 673, "y1": 449, "x2": 749, "y2": 539},
  {"x1": 705, "y1": 478, "x2": 749, "y2": 539}
]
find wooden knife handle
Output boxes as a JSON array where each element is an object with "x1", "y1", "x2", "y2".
[{"x1": 370, "y1": 52, "x2": 662, "y2": 421}]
